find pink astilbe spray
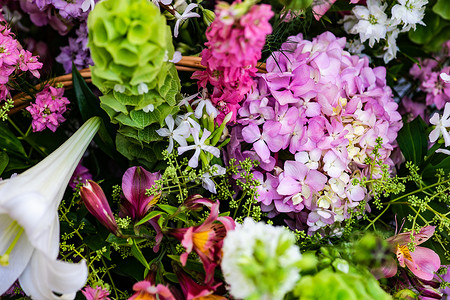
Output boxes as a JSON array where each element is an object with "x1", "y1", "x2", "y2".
[
  {"x1": 26, "y1": 85, "x2": 70, "y2": 132},
  {"x1": 192, "y1": 1, "x2": 273, "y2": 123}
]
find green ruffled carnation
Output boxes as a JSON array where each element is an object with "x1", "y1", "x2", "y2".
[{"x1": 88, "y1": 0, "x2": 181, "y2": 167}]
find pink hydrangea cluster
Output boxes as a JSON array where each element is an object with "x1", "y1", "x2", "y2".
[
  {"x1": 0, "y1": 23, "x2": 42, "y2": 101},
  {"x1": 26, "y1": 85, "x2": 70, "y2": 132},
  {"x1": 409, "y1": 43, "x2": 450, "y2": 110},
  {"x1": 192, "y1": 2, "x2": 273, "y2": 123},
  {"x1": 228, "y1": 32, "x2": 402, "y2": 234}
]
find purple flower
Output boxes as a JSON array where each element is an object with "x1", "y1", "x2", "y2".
[
  {"x1": 177, "y1": 129, "x2": 220, "y2": 168},
  {"x1": 26, "y1": 85, "x2": 70, "y2": 132},
  {"x1": 82, "y1": 286, "x2": 110, "y2": 300},
  {"x1": 120, "y1": 166, "x2": 161, "y2": 221},
  {"x1": 69, "y1": 162, "x2": 93, "y2": 190}
]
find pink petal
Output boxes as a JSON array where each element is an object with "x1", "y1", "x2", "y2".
[{"x1": 406, "y1": 246, "x2": 441, "y2": 281}]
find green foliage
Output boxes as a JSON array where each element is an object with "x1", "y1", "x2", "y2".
[
  {"x1": 72, "y1": 66, "x2": 119, "y2": 160},
  {"x1": 433, "y1": 0, "x2": 450, "y2": 20},
  {"x1": 293, "y1": 266, "x2": 392, "y2": 300},
  {"x1": 88, "y1": 0, "x2": 181, "y2": 166},
  {"x1": 396, "y1": 117, "x2": 427, "y2": 167}
]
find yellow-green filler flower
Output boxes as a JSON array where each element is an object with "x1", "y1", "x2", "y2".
[{"x1": 0, "y1": 117, "x2": 101, "y2": 299}]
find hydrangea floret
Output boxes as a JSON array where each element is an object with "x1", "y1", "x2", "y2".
[{"x1": 229, "y1": 32, "x2": 402, "y2": 234}]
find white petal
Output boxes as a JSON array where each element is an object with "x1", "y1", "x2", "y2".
[
  {"x1": 0, "y1": 215, "x2": 34, "y2": 294},
  {"x1": 1, "y1": 193, "x2": 58, "y2": 256},
  {"x1": 20, "y1": 250, "x2": 88, "y2": 300},
  {"x1": 440, "y1": 72, "x2": 450, "y2": 83}
]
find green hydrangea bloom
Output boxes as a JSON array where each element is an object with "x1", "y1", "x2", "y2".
[
  {"x1": 294, "y1": 266, "x2": 392, "y2": 300},
  {"x1": 88, "y1": 0, "x2": 181, "y2": 166}
]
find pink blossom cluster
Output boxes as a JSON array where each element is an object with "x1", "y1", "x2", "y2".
[
  {"x1": 227, "y1": 32, "x2": 402, "y2": 234},
  {"x1": 409, "y1": 42, "x2": 450, "y2": 110},
  {"x1": 26, "y1": 85, "x2": 70, "y2": 132},
  {"x1": 192, "y1": 2, "x2": 273, "y2": 123},
  {"x1": 0, "y1": 23, "x2": 42, "y2": 101}
]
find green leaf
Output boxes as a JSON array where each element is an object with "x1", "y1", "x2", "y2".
[
  {"x1": 422, "y1": 154, "x2": 450, "y2": 179},
  {"x1": 0, "y1": 151, "x2": 9, "y2": 176},
  {"x1": 433, "y1": 0, "x2": 450, "y2": 20},
  {"x1": 100, "y1": 94, "x2": 128, "y2": 115},
  {"x1": 130, "y1": 109, "x2": 157, "y2": 128},
  {"x1": 137, "y1": 124, "x2": 163, "y2": 143},
  {"x1": 396, "y1": 117, "x2": 427, "y2": 166},
  {"x1": 424, "y1": 26, "x2": 450, "y2": 52},
  {"x1": 131, "y1": 238, "x2": 150, "y2": 269},
  {"x1": 106, "y1": 233, "x2": 129, "y2": 245},
  {"x1": 157, "y1": 204, "x2": 178, "y2": 215},
  {"x1": 113, "y1": 91, "x2": 143, "y2": 106},
  {"x1": 72, "y1": 65, "x2": 118, "y2": 159},
  {"x1": 0, "y1": 122, "x2": 27, "y2": 157},
  {"x1": 408, "y1": 12, "x2": 440, "y2": 44},
  {"x1": 135, "y1": 211, "x2": 166, "y2": 226}
]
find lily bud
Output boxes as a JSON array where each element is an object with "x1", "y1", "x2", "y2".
[{"x1": 80, "y1": 180, "x2": 119, "y2": 235}]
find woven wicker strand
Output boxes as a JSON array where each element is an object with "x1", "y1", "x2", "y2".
[{"x1": 8, "y1": 56, "x2": 267, "y2": 115}]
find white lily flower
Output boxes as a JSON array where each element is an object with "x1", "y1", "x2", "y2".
[{"x1": 0, "y1": 117, "x2": 101, "y2": 299}]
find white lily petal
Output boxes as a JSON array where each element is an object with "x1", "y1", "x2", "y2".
[
  {"x1": 1, "y1": 193, "x2": 57, "y2": 256},
  {"x1": 20, "y1": 250, "x2": 88, "y2": 299},
  {"x1": 0, "y1": 215, "x2": 34, "y2": 294},
  {"x1": 0, "y1": 117, "x2": 100, "y2": 299}
]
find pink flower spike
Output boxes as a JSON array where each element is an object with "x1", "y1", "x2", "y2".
[{"x1": 80, "y1": 181, "x2": 119, "y2": 235}]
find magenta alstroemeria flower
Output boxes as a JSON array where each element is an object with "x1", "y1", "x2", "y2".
[
  {"x1": 80, "y1": 180, "x2": 119, "y2": 235},
  {"x1": 120, "y1": 166, "x2": 161, "y2": 220},
  {"x1": 386, "y1": 226, "x2": 441, "y2": 281},
  {"x1": 128, "y1": 281, "x2": 176, "y2": 300},
  {"x1": 175, "y1": 267, "x2": 225, "y2": 300},
  {"x1": 169, "y1": 201, "x2": 235, "y2": 285}
]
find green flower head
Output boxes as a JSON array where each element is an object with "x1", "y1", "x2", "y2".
[
  {"x1": 88, "y1": 0, "x2": 174, "y2": 95},
  {"x1": 88, "y1": 0, "x2": 181, "y2": 166}
]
